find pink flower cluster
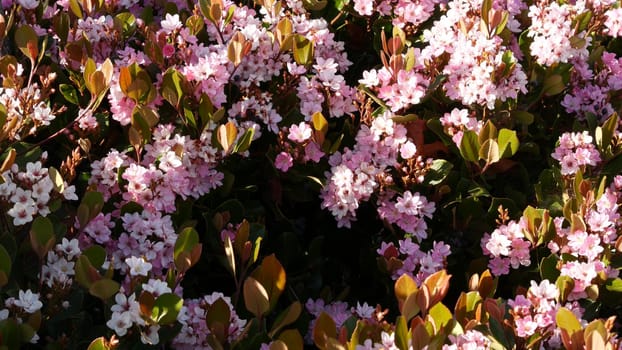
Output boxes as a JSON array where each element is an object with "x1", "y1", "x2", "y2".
[
  {"x1": 551, "y1": 131, "x2": 601, "y2": 175},
  {"x1": 0, "y1": 158, "x2": 77, "y2": 226},
  {"x1": 274, "y1": 121, "x2": 325, "y2": 173},
  {"x1": 421, "y1": 0, "x2": 527, "y2": 109},
  {"x1": 549, "y1": 184, "x2": 620, "y2": 300},
  {"x1": 439, "y1": 108, "x2": 483, "y2": 146},
  {"x1": 321, "y1": 112, "x2": 431, "y2": 229},
  {"x1": 352, "y1": 0, "x2": 441, "y2": 29},
  {"x1": 80, "y1": 210, "x2": 177, "y2": 276},
  {"x1": 442, "y1": 329, "x2": 491, "y2": 350},
  {"x1": 359, "y1": 63, "x2": 430, "y2": 113},
  {"x1": 481, "y1": 219, "x2": 532, "y2": 276},
  {"x1": 305, "y1": 298, "x2": 375, "y2": 344},
  {"x1": 173, "y1": 292, "x2": 247, "y2": 349},
  {"x1": 527, "y1": 3, "x2": 589, "y2": 66},
  {"x1": 377, "y1": 191, "x2": 436, "y2": 240},
  {"x1": 377, "y1": 238, "x2": 451, "y2": 283},
  {"x1": 561, "y1": 52, "x2": 622, "y2": 121},
  {"x1": 508, "y1": 280, "x2": 561, "y2": 339},
  {"x1": 89, "y1": 124, "x2": 225, "y2": 213}
]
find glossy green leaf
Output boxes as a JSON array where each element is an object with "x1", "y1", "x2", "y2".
[
  {"x1": 152, "y1": 293, "x2": 183, "y2": 325},
  {"x1": 459, "y1": 130, "x2": 480, "y2": 162},
  {"x1": 174, "y1": 227, "x2": 199, "y2": 261},
  {"x1": 423, "y1": 159, "x2": 453, "y2": 186},
  {"x1": 479, "y1": 139, "x2": 500, "y2": 164},
  {"x1": 556, "y1": 307, "x2": 582, "y2": 334},
  {"x1": 233, "y1": 127, "x2": 255, "y2": 153},
  {"x1": 605, "y1": 278, "x2": 622, "y2": 292},
  {"x1": 87, "y1": 337, "x2": 111, "y2": 350},
  {"x1": 498, "y1": 129, "x2": 519, "y2": 158}
]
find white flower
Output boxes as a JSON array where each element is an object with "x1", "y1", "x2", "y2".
[
  {"x1": 58, "y1": 238, "x2": 81, "y2": 260},
  {"x1": 141, "y1": 279, "x2": 172, "y2": 297},
  {"x1": 125, "y1": 256, "x2": 152, "y2": 277},
  {"x1": 7, "y1": 202, "x2": 35, "y2": 226},
  {"x1": 106, "y1": 311, "x2": 133, "y2": 336},
  {"x1": 15, "y1": 289, "x2": 43, "y2": 313},
  {"x1": 161, "y1": 13, "x2": 182, "y2": 34},
  {"x1": 0, "y1": 309, "x2": 9, "y2": 320},
  {"x1": 141, "y1": 325, "x2": 160, "y2": 345}
]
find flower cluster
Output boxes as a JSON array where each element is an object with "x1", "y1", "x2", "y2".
[
  {"x1": 0, "y1": 158, "x2": 77, "y2": 226},
  {"x1": 321, "y1": 112, "x2": 431, "y2": 229},
  {"x1": 508, "y1": 280, "x2": 561, "y2": 339},
  {"x1": 442, "y1": 329, "x2": 491, "y2": 350},
  {"x1": 527, "y1": 3, "x2": 590, "y2": 66},
  {"x1": 173, "y1": 293, "x2": 247, "y2": 349},
  {"x1": 439, "y1": 108, "x2": 483, "y2": 146},
  {"x1": 421, "y1": 0, "x2": 528, "y2": 109},
  {"x1": 562, "y1": 51, "x2": 622, "y2": 121},
  {"x1": 481, "y1": 218, "x2": 532, "y2": 276},
  {"x1": 551, "y1": 131, "x2": 601, "y2": 175},
  {"x1": 377, "y1": 238, "x2": 451, "y2": 283},
  {"x1": 89, "y1": 124, "x2": 225, "y2": 213}
]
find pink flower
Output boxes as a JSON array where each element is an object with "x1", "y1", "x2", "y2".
[
  {"x1": 399, "y1": 141, "x2": 417, "y2": 159},
  {"x1": 287, "y1": 122, "x2": 313, "y2": 143},
  {"x1": 275, "y1": 152, "x2": 293, "y2": 172},
  {"x1": 162, "y1": 44, "x2": 175, "y2": 58}
]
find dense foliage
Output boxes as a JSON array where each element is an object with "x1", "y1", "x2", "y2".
[{"x1": 0, "y1": 0, "x2": 622, "y2": 349}]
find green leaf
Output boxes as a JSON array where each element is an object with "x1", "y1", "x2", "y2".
[
  {"x1": 14, "y1": 25, "x2": 38, "y2": 61},
  {"x1": 174, "y1": 227, "x2": 199, "y2": 262},
  {"x1": 478, "y1": 120, "x2": 498, "y2": 144},
  {"x1": 512, "y1": 110, "x2": 534, "y2": 125},
  {"x1": 252, "y1": 254, "x2": 286, "y2": 310},
  {"x1": 555, "y1": 307, "x2": 582, "y2": 334},
  {"x1": 113, "y1": 12, "x2": 137, "y2": 38},
  {"x1": 312, "y1": 312, "x2": 336, "y2": 348},
  {"x1": 292, "y1": 34, "x2": 314, "y2": 66},
  {"x1": 543, "y1": 74, "x2": 565, "y2": 96},
  {"x1": 556, "y1": 276, "x2": 575, "y2": 303},
  {"x1": 29, "y1": 216, "x2": 55, "y2": 260},
  {"x1": 89, "y1": 279, "x2": 120, "y2": 300},
  {"x1": 59, "y1": 84, "x2": 80, "y2": 105},
  {"x1": 539, "y1": 254, "x2": 560, "y2": 281},
  {"x1": 87, "y1": 337, "x2": 111, "y2": 350},
  {"x1": 152, "y1": 293, "x2": 183, "y2": 325},
  {"x1": 161, "y1": 68, "x2": 185, "y2": 107},
  {"x1": 233, "y1": 127, "x2": 255, "y2": 153},
  {"x1": 75, "y1": 255, "x2": 101, "y2": 288},
  {"x1": 605, "y1": 278, "x2": 622, "y2": 292},
  {"x1": 459, "y1": 130, "x2": 480, "y2": 162},
  {"x1": 596, "y1": 112, "x2": 618, "y2": 150},
  {"x1": 424, "y1": 159, "x2": 453, "y2": 186},
  {"x1": 395, "y1": 316, "x2": 409, "y2": 350},
  {"x1": 428, "y1": 302, "x2": 452, "y2": 329},
  {"x1": 82, "y1": 245, "x2": 106, "y2": 268},
  {"x1": 205, "y1": 297, "x2": 231, "y2": 330},
  {"x1": 479, "y1": 139, "x2": 500, "y2": 164},
  {"x1": 498, "y1": 129, "x2": 519, "y2": 158}
]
